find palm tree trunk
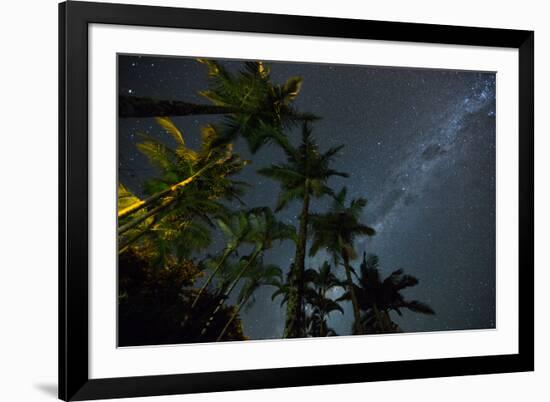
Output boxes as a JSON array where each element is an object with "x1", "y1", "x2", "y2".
[
  {"x1": 284, "y1": 187, "x2": 310, "y2": 338},
  {"x1": 118, "y1": 157, "x2": 223, "y2": 222},
  {"x1": 216, "y1": 296, "x2": 248, "y2": 341},
  {"x1": 191, "y1": 247, "x2": 234, "y2": 309},
  {"x1": 117, "y1": 200, "x2": 171, "y2": 236},
  {"x1": 118, "y1": 218, "x2": 157, "y2": 253},
  {"x1": 319, "y1": 318, "x2": 327, "y2": 337},
  {"x1": 343, "y1": 254, "x2": 363, "y2": 335},
  {"x1": 119, "y1": 95, "x2": 243, "y2": 118},
  {"x1": 119, "y1": 95, "x2": 314, "y2": 121},
  {"x1": 200, "y1": 248, "x2": 261, "y2": 336},
  {"x1": 372, "y1": 304, "x2": 382, "y2": 332}
]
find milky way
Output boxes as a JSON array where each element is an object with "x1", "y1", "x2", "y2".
[{"x1": 119, "y1": 55, "x2": 496, "y2": 338}]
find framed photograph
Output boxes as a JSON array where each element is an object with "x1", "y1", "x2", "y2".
[{"x1": 59, "y1": 1, "x2": 534, "y2": 400}]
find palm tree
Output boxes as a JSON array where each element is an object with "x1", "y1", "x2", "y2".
[
  {"x1": 309, "y1": 187, "x2": 376, "y2": 335},
  {"x1": 200, "y1": 208, "x2": 295, "y2": 335},
  {"x1": 216, "y1": 262, "x2": 282, "y2": 341},
  {"x1": 120, "y1": 60, "x2": 317, "y2": 153},
  {"x1": 259, "y1": 123, "x2": 348, "y2": 338},
  {"x1": 270, "y1": 265, "x2": 292, "y2": 308},
  {"x1": 191, "y1": 211, "x2": 254, "y2": 308},
  {"x1": 118, "y1": 118, "x2": 247, "y2": 223},
  {"x1": 118, "y1": 247, "x2": 248, "y2": 345},
  {"x1": 117, "y1": 182, "x2": 214, "y2": 260},
  {"x1": 341, "y1": 253, "x2": 435, "y2": 334},
  {"x1": 118, "y1": 118, "x2": 248, "y2": 256},
  {"x1": 304, "y1": 262, "x2": 344, "y2": 337}
]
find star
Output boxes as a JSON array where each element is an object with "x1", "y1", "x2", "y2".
[{"x1": 118, "y1": 54, "x2": 496, "y2": 340}]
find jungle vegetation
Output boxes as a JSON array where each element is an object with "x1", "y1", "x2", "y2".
[{"x1": 118, "y1": 59, "x2": 434, "y2": 345}]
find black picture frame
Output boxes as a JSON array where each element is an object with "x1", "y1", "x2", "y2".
[{"x1": 59, "y1": 1, "x2": 534, "y2": 400}]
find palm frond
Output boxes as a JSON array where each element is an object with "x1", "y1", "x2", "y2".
[
  {"x1": 155, "y1": 117, "x2": 185, "y2": 146},
  {"x1": 403, "y1": 301, "x2": 435, "y2": 315},
  {"x1": 281, "y1": 76, "x2": 303, "y2": 101}
]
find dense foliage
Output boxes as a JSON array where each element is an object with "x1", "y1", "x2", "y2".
[{"x1": 118, "y1": 59, "x2": 434, "y2": 345}]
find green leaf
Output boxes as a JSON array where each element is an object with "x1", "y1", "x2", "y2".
[
  {"x1": 282, "y1": 76, "x2": 303, "y2": 101},
  {"x1": 155, "y1": 117, "x2": 185, "y2": 146}
]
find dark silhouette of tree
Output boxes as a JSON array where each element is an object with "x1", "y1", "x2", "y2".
[
  {"x1": 200, "y1": 207, "x2": 295, "y2": 335},
  {"x1": 341, "y1": 253, "x2": 435, "y2": 334},
  {"x1": 118, "y1": 118, "x2": 248, "y2": 258},
  {"x1": 118, "y1": 248, "x2": 246, "y2": 346},
  {"x1": 270, "y1": 265, "x2": 292, "y2": 307},
  {"x1": 309, "y1": 187, "x2": 376, "y2": 335},
  {"x1": 119, "y1": 60, "x2": 317, "y2": 153},
  {"x1": 304, "y1": 262, "x2": 344, "y2": 337},
  {"x1": 191, "y1": 210, "x2": 256, "y2": 309},
  {"x1": 259, "y1": 123, "x2": 348, "y2": 338},
  {"x1": 117, "y1": 57, "x2": 437, "y2": 346},
  {"x1": 217, "y1": 261, "x2": 282, "y2": 341}
]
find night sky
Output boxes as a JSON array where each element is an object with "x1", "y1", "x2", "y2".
[{"x1": 118, "y1": 54, "x2": 496, "y2": 339}]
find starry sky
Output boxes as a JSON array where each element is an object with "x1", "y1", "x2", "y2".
[{"x1": 118, "y1": 54, "x2": 496, "y2": 339}]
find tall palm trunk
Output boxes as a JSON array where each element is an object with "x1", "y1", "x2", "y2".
[
  {"x1": 119, "y1": 95, "x2": 243, "y2": 118},
  {"x1": 191, "y1": 247, "x2": 235, "y2": 309},
  {"x1": 118, "y1": 218, "x2": 157, "y2": 253},
  {"x1": 119, "y1": 95, "x2": 313, "y2": 121},
  {"x1": 319, "y1": 287, "x2": 327, "y2": 337},
  {"x1": 200, "y1": 248, "x2": 261, "y2": 336},
  {"x1": 118, "y1": 156, "x2": 223, "y2": 222},
  {"x1": 216, "y1": 295, "x2": 248, "y2": 341},
  {"x1": 118, "y1": 199, "x2": 172, "y2": 236},
  {"x1": 181, "y1": 246, "x2": 236, "y2": 330},
  {"x1": 372, "y1": 305, "x2": 394, "y2": 333},
  {"x1": 284, "y1": 187, "x2": 310, "y2": 338},
  {"x1": 319, "y1": 317, "x2": 327, "y2": 337},
  {"x1": 342, "y1": 253, "x2": 363, "y2": 335}
]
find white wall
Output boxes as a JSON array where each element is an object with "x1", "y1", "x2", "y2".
[{"x1": 0, "y1": 0, "x2": 546, "y2": 401}]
